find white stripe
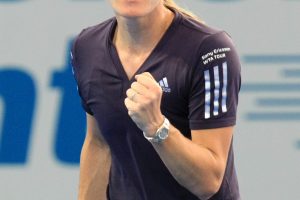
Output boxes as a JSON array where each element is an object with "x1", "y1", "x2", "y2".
[
  {"x1": 222, "y1": 62, "x2": 228, "y2": 113},
  {"x1": 159, "y1": 80, "x2": 164, "y2": 87},
  {"x1": 204, "y1": 70, "x2": 211, "y2": 119},
  {"x1": 163, "y1": 77, "x2": 169, "y2": 88},
  {"x1": 213, "y1": 66, "x2": 220, "y2": 116}
]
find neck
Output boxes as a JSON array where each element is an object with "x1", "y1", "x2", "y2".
[{"x1": 114, "y1": 5, "x2": 174, "y2": 54}]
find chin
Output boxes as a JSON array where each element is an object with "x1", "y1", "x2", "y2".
[
  {"x1": 113, "y1": 3, "x2": 156, "y2": 18},
  {"x1": 117, "y1": 11, "x2": 149, "y2": 18},
  {"x1": 115, "y1": 8, "x2": 151, "y2": 18}
]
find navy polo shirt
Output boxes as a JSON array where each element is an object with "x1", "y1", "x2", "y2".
[{"x1": 72, "y1": 10, "x2": 241, "y2": 200}]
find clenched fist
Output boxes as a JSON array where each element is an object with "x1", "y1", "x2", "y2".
[{"x1": 124, "y1": 72, "x2": 164, "y2": 137}]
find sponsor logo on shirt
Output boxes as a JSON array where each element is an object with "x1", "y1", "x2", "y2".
[
  {"x1": 158, "y1": 77, "x2": 171, "y2": 93},
  {"x1": 202, "y1": 47, "x2": 231, "y2": 65}
]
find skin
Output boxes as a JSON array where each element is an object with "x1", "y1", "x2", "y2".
[
  {"x1": 110, "y1": 0, "x2": 162, "y2": 18},
  {"x1": 78, "y1": 114, "x2": 111, "y2": 200},
  {"x1": 125, "y1": 73, "x2": 233, "y2": 199},
  {"x1": 78, "y1": 1, "x2": 234, "y2": 199}
]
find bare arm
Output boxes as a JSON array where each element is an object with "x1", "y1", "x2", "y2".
[
  {"x1": 124, "y1": 73, "x2": 233, "y2": 199},
  {"x1": 78, "y1": 113, "x2": 111, "y2": 200},
  {"x1": 151, "y1": 126, "x2": 233, "y2": 200}
]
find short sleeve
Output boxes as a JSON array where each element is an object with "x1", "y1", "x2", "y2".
[
  {"x1": 70, "y1": 34, "x2": 94, "y2": 115},
  {"x1": 188, "y1": 31, "x2": 241, "y2": 130}
]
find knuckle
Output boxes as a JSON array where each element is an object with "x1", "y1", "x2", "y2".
[
  {"x1": 136, "y1": 75, "x2": 142, "y2": 81},
  {"x1": 128, "y1": 110, "x2": 134, "y2": 117},
  {"x1": 126, "y1": 89, "x2": 131, "y2": 96},
  {"x1": 149, "y1": 93, "x2": 156, "y2": 100},
  {"x1": 156, "y1": 84, "x2": 162, "y2": 92},
  {"x1": 124, "y1": 98, "x2": 130, "y2": 107},
  {"x1": 155, "y1": 89, "x2": 162, "y2": 97},
  {"x1": 132, "y1": 82, "x2": 139, "y2": 90},
  {"x1": 131, "y1": 82, "x2": 136, "y2": 88}
]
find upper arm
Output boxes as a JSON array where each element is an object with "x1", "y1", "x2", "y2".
[
  {"x1": 188, "y1": 32, "x2": 240, "y2": 166},
  {"x1": 188, "y1": 31, "x2": 241, "y2": 130},
  {"x1": 191, "y1": 127, "x2": 233, "y2": 168},
  {"x1": 86, "y1": 113, "x2": 108, "y2": 149}
]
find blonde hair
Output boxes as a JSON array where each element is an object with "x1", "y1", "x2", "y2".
[{"x1": 163, "y1": 0, "x2": 203, "y2": 22}]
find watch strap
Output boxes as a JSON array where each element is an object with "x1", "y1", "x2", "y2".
[{"x1": 143, "y1": 117, "x2": 170, "y2": 143}]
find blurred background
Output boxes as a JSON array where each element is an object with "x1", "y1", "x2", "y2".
[{"x1": 0, "y1": 0, "x2": 299, "y2": 199}]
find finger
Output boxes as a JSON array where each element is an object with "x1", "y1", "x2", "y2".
[
  {"x1": 126, "y1": 88, "x2": 137, "y2": 99},
  {"x1": 141, "y1": 72, "x2": 155, "y2": 80},
  {"x1": 124, "y1": 97, "x2": 142, "y2": 118},
  {"x1": 135, "y1": 73, "x2": 158, "y2": 89},
  {"x1": 126, "y1": 88, "x2": 146, "y2": 103},
  {"x1": 131, "y1": 81, "x2": 148, "y2": 96},
  {"x1": 124, "y1": 97, "x2": 138, "y2": 112}
]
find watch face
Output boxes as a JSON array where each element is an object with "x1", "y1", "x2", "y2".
[{"x1": 158, "y1": 128, "x2": 169, "y2": 140}]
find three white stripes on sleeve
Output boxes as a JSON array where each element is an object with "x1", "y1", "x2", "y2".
[{"x1": 204, "y1": 62, "x2": 228, "y2": 119}]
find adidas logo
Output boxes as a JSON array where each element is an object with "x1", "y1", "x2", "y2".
[{"x1": 158, "y1": 77, "x2": 171, "y2": 93}]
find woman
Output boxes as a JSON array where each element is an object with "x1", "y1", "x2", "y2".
[{"x1": 72, "y1": 0, "x2": 241, "y2": 199}]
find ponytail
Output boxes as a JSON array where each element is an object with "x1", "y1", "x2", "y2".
[{"x1": 163, "y1": 0, "x2": 203, "y2": 23}]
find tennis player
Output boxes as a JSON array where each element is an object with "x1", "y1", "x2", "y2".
[{"x1": 72, "y1": 0, "x2": 241, "y2": 199}]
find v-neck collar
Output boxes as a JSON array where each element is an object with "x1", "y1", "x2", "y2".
[{"x1": 107, "y1": 10, "x2": 182, "y2": 83}]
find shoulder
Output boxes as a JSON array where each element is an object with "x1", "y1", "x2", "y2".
[
  {"x1": 179, "y1": 16, "x2": 236, "y2": 51},
  {"x1": 73, "y1": 17, "x2": 115, "y2": 51},
  {"x1": 71, "y1": 17, "x2": 115, "y2": 66},
  {"x1": 71, "y1": 18, "x2": 115, "y2": 81},
  {"x1": 180, "y1": 16, "x2": 221, "y2": 36},
  {"x1": 77, "y1": 18, "x2": 115, "y2": 39},
  {"x1": 173, "y1": 14, "x2": 239, "y2": 70}
]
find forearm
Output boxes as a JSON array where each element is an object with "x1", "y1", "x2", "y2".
[
  {"x1": 124, "y1": 72, "x2": 230, "y2": 199},
  {"x1": 151, "y1": 126, "x2": 224, "y2": 200},
  {"x1": 78, "y1": 137, "x2": 111, "y2": 200}
]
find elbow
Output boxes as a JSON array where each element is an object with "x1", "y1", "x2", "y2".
[
  {"x1": 195, "y1": 175, "x2": 223, "y2": 200},
  {"x1": 200, "y1": 180, "x2": 222, "y2": 200}
]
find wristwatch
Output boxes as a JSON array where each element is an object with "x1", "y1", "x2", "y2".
[{"x1": 143, "y1": 117, "x2": 170, "y2": 143}]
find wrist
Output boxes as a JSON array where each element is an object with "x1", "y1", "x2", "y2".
[
  {"x1": 143, "y1": 117, "x2": 170, "y2": 143},
  {"x1": 143, "y1": 114, "x2": 165, "y2": 137}
]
